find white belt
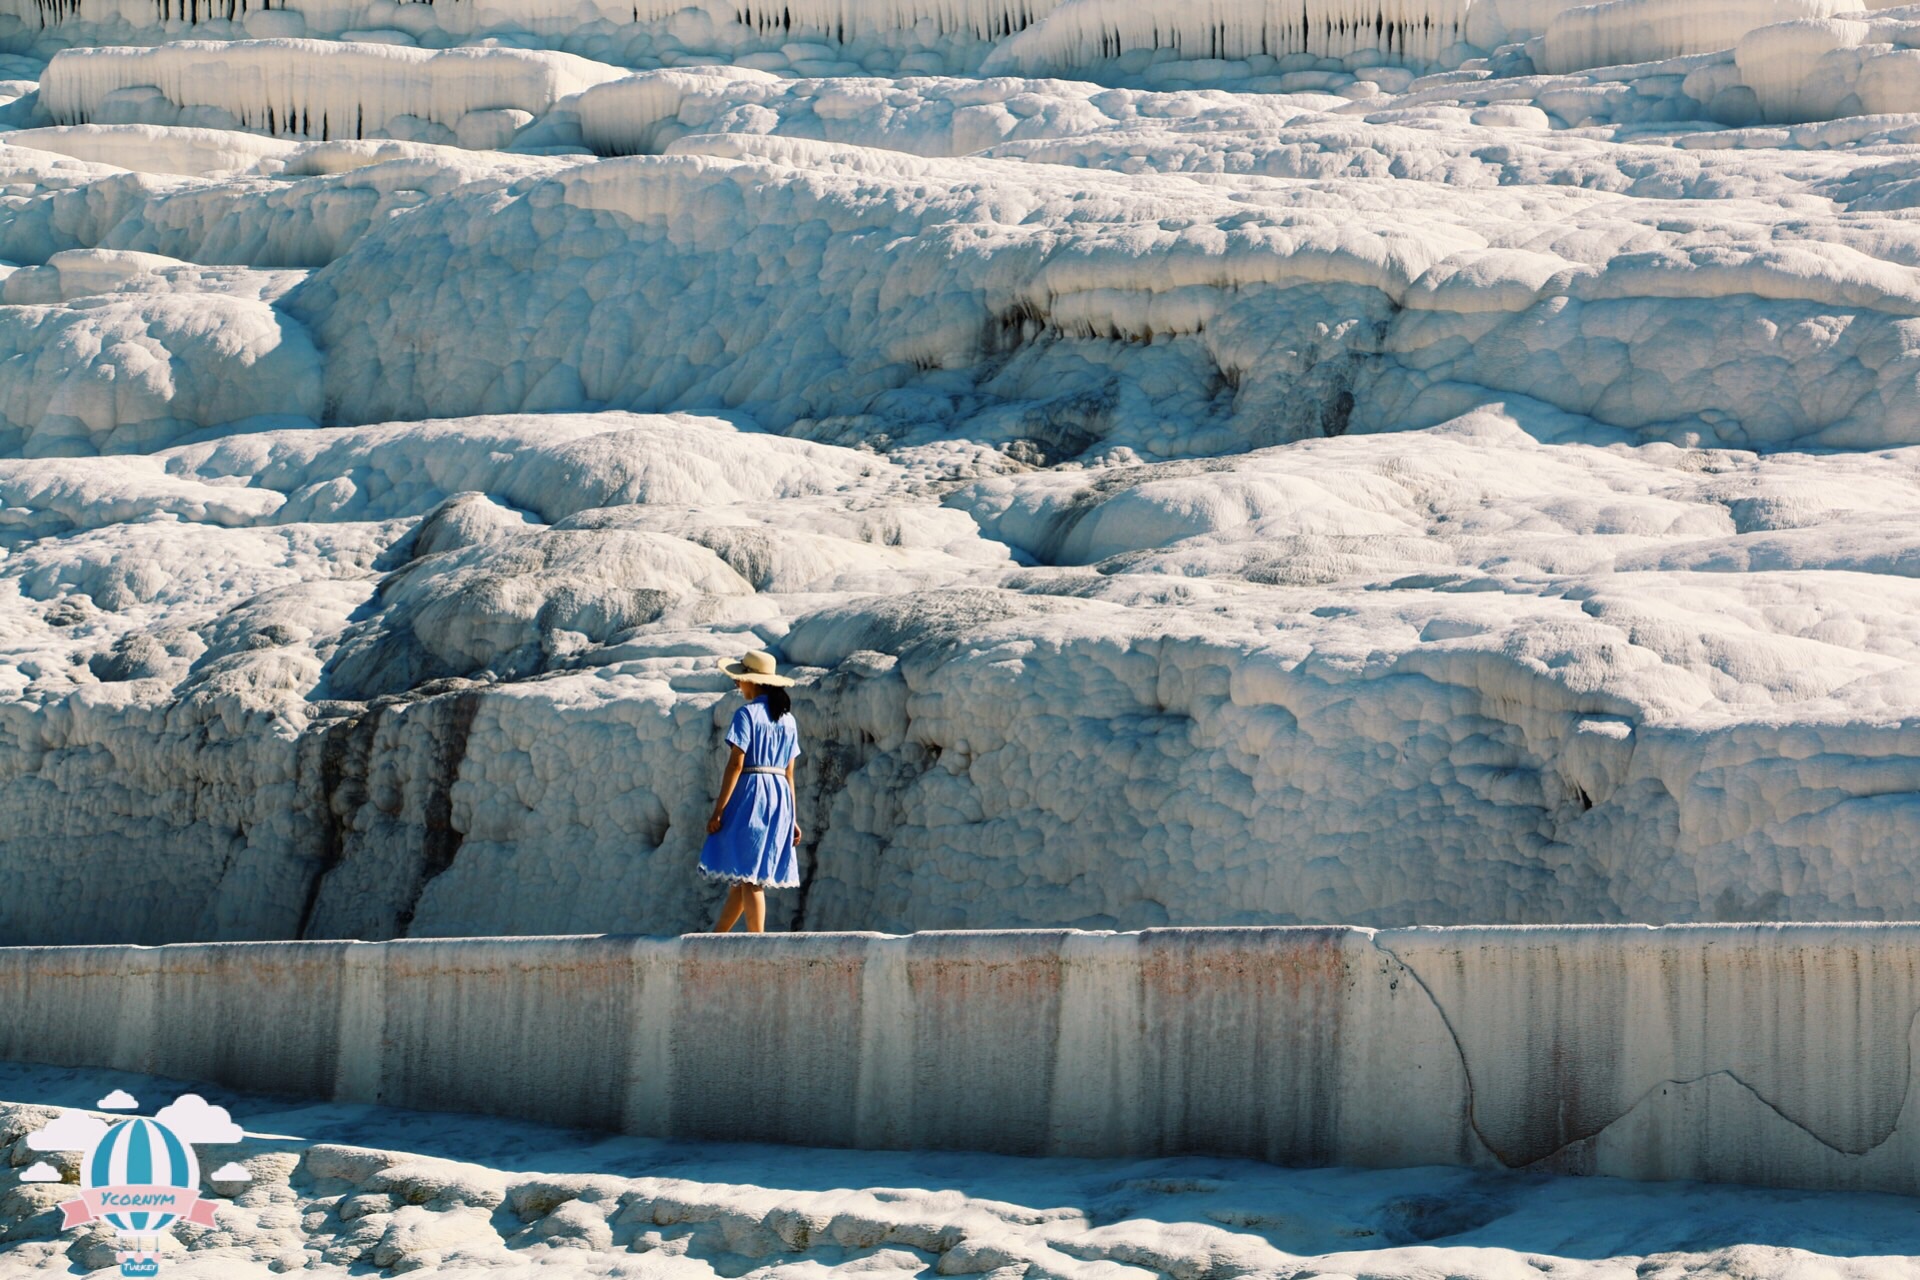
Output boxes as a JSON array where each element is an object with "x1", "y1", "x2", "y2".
[{"x1": 743, "y1": 766, "x2": 787, "y2": 775}]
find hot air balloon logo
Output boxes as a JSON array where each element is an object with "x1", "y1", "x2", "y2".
[{"x1": 59, "y1": 1116, "x2": 217, "y2": 1278}]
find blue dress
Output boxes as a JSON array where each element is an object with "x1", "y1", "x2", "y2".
[{"x1": 699, "y1": 697, "x2": 802, "y2": 888}]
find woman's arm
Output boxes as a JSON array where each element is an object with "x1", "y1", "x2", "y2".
[
  {"x1": 788, "y1": 758, "x2": 802, "y2": 844},
  {"x1": 707, "y1": 746, "x2": 746, "y2": 834}
]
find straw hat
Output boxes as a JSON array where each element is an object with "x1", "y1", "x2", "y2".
[{"x1": 721, "y1": 648, "x2": 795, "y2": 687}]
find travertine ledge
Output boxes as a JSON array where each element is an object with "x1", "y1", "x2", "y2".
[{"x1": 3, "y1": 925, "x2": 1917, "y2": 1196}]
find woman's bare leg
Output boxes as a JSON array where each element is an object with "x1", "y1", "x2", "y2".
[
  {"x1": 744, "y1": 887, "x2": 766, "y2": 933},
  {"x1": 714, "y1": 884, "x2": 746, "y2": 932}
]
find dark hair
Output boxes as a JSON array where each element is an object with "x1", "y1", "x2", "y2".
[{"x1": 756, "y1": 685, "x2": 792, "y2": 722}]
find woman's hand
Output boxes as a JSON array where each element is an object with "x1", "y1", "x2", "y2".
[
  {"x1": 793, "y1": 824, "x2": 803, "y2": 844},
  {"x1": 708, "y1": 747, "x2": 744, "y2": 838}
]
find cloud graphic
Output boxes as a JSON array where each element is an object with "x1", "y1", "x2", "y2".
[
  {"x1": 208, "y1": 1163, "x2": 252, "y2": 1182},
  {"x1": 27, "y1": 1112, "x2": 108, "y2": 1151},
  {"x1": 20, "y1": 1161, "x2": 63, "y2": 1182},
  {"x1": 153, "y1": 1095, "x2": 242, "y2": 1144},
  {"x1": 96, "y1": 1090, "x2": 139, "y2": 1111}
]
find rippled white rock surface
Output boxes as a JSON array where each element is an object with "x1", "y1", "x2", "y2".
[
  {"x1": 2, "y1": 1061, "x2": 1918, "y2": 1279},
  {"x1": 5, "y1": 1, "x2": 1920, "y2": 939}
]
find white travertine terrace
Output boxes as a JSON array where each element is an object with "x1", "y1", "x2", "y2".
[
  {"x1": 4, "y1": 927, "x2": 1920, "y2": 1194},
  {"x1": 37, "y1": 40, "x2": 626, "y2": 140},
  {"x1": 4, "y1": 0, "x2": 1920, "y2": 945}
]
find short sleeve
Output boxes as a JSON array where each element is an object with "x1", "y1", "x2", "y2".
[
  {"x1": 786, "y1": 719, "x2": 801, "y2": 762},
  {"x1": 725, "y1": 706, "x2": 752, "y2": 752}
]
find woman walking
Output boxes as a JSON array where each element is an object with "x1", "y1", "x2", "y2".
[{"x1": 700, "y1": 649, "x2": 802, "y2": 932}]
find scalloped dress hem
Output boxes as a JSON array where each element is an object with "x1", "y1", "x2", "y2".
[{"x1": 698, "y1": 864, "x2": 801, "y2": 890}]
